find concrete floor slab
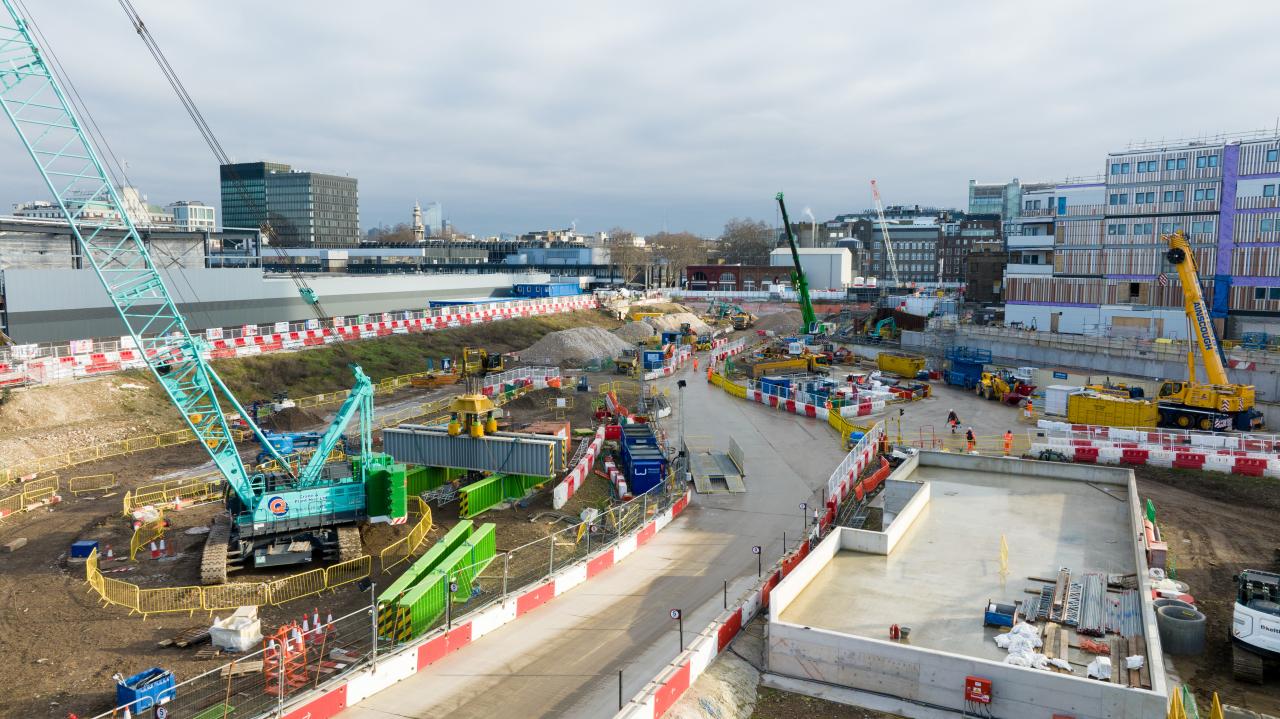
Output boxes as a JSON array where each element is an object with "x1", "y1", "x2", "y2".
[{"x1": 778, "y1": 465, "x2": 1135, "y2": 663}]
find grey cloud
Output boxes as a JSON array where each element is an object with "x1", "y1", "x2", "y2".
[{"x1": 0, "y1": 0, "x2": 1276, "y2": 236}]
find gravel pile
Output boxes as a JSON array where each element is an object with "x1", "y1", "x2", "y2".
[
  {"x1": 613, "y1": 321, "x2": 657, "y2": 342},
  {"x1": 521, "y1": 327, "x2": 635, "y2": 367},
  {"x1": 753, "y1": 310, "x2": 803, "y2": 334},
  {"x1": 647, "y1": 312, "x2": 712, "y2": 335}
]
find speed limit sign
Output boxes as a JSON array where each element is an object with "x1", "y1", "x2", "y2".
[
  {"x1": 751, "y1": 545, "x2": 762, "y2": 555},
  {"x1": 449, "y1": 581, "x2": 459, "y2": 593},
  {"x1": 670, "y1": 608, "x2": 682, "y2": 620}
]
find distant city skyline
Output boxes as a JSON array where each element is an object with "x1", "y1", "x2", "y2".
[{"x1": 0, "y1": 1, "x2": 1275, "y2": 237}]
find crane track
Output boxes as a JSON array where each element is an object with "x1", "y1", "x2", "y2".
[
  {"x1": 1233, "y1": 644, "x2": 1266, "y2": 684},
  {"x1": 200, "y1": 515, "x2": 230, "y2": 586},
  {"x1": 337, "y1": 524, "x2": 363, "y2": 563}
]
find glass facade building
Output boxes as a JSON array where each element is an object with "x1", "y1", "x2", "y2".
[{"x1": 219, "y1": 161, "x2": 358, "y2": 246}]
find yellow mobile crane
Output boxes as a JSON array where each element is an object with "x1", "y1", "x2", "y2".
[{"x1": 1156, "y1": 231, "x2": 1263, "y2": 431}]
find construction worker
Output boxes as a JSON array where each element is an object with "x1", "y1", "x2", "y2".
[
  {"x1": 1003, "y1": 430, "x2": 1014, "y2": 456},
  {"x1": 965, "y1": 427, "x2": 976, "y2": 453},
  {"x1": 693, "y1": 356, "x2": 699, "y2": 372},
  {"x1": 1024, "y1": 398, "x2": 1035, "y2": 421},
  {"x1": 946, "y1": 408, "x2": 960, "y2": 434}
]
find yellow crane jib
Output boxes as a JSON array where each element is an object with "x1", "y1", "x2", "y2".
[{"x1": 1156, "y1": 231, "x2": 1262, "y2": 431}]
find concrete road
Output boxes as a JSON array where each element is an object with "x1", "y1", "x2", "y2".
[{"x1": 337, "y1": 362, "x2": 850, "y2": 719}]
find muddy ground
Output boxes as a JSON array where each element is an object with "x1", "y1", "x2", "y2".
[
  {"x1": 0, "y1": 367, "x2": 627, "y2": 717},
  {"x1": 1134, "y1": 465, "x2": 1280, "y2": 714}
]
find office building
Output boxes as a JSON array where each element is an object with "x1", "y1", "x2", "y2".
[
  {"x1": 168, "y1": 201, "x2": 216, "y2": 232},
  {"x1": 219, "y1": 161, "x2": 359, "y2": 246},
  {"x1": 1003, "y1": 133, "x2": 1280, "y2": 337},
  {"x1": 424, "y1": 202, "x2": 443, "y2": 237}
]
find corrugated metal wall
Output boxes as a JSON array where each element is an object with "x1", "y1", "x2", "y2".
[{"x1": 383, "y1": 426, "x2": 557, "y2": 478}]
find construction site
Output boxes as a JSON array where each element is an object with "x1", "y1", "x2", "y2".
[{"x1": 0, "y1": 4, "x2": 1277, "y2": 719}]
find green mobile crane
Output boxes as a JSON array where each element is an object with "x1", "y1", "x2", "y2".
[{"x1": 775, "y1": 192, "x2": 820, "y2": 335}]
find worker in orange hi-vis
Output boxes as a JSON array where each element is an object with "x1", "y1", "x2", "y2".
[
  {"x1": 1024, "y1": 398, "x2": 1035, "y2": 421},
  {"x1": 965, "y1": 427, "x2": 976, "y2": 453},
  {"x1": 1003, "y1": 430, "x2": 1014, "y2": 456},
  {"x1": 693, "y1": 356, "x2": 699, "y2": 372}
]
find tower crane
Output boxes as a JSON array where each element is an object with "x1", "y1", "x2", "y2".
[
  {"x1": 870, "y1": 179, "x2": 902, "y2": 288},
  {"x1": 0, "y1": 1, "x2": 406, "y2": 583}
]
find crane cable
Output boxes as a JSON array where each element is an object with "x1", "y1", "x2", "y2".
[{"x1": 114, "y1": 0, "x2": 343, "y2": 344}]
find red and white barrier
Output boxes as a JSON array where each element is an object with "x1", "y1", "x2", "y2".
[
  {"x1": 1032, "y1": 431, "x2": 1280, "y2": 479},
  {"x1": 615, "y1": 423, "x2": 888, "y2": 718},
  {"x1": 274, "y1": 486, "x2": 692, "y2": 719},
  {"x1": 3, "y1": 296, "x2": 597, "y2": 389},
  {"x1": 553, "y1": 426, "x2": 606, "y2": 509}
]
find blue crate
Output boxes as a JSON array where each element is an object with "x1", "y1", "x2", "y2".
[
  {"x1": 70, "y1": 540, "x2": 99, "y2": 558},
  {"x1": 116, "y1": 667, "x2": 175, "y2": 713}
]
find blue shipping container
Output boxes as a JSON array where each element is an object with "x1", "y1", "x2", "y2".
[
  {"x1": 759, "y1": 376, "x2": 791, "y2": 398},
  {"x1": 642, "y1": 350, "x2": 665, "y2": 370},
  {"x1": 513, "y1": 283, "x2": 581, "y2": 298}
]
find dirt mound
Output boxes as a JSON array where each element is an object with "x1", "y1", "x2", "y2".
[
  {"x1": 262, "y1": 405, "x2": 326, "y2": 432},
  {"x1": 753, "y1": 310, "x2": 803, "y2": 334},
  {"x1": 646, "y1": 312, "x2": 712, "y2": 335},
  {"x1": 613, "y1": 321, "x2": 656, "y2": 342},
  {"x1": 520, "y1": 327, "x2": 634, "y2": 367}
]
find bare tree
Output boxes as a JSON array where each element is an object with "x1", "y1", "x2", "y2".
[
  {"x1": 608, "y1": 227, "x2": 646, "y2": 287},
  {"x1": 365, "y1": 222, "x2": 417, "y2": 244},
  {"x1": 719, "y1": 218, "x2": 775, "y2": 265},
  {"x1": 650, "y1": 231, "x2": 708, "y2": 288}
]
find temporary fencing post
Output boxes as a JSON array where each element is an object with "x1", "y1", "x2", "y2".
[
  {"x1": 548, "y1": 534, "x2": 555, "y2": 578},
  {"x1": 502, "y1": 552, "x2": 510, "y2": 598},
  {"x1": 369, "y1": 581, "x2": 378, "y2": 673}
]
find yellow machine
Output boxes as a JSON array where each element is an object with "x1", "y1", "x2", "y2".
[
  {"x1": 731, "y1": 312, "x2": 755, "y2": 330},
  {"x1": 449, "y1": 347, "x2": 504, "y2": 437},
  {"x1": 695, "y1": 335, "x2": 714, "y2": 351},
  {"x1": 461, "y1": 346, "x2": 504, "y2": 378},
  {"x1": 615, "y1": 348, "x2": 639, "y2": 375},
  {"x1": 1156, "y1": 232, "x2": 1262, "y2": 431},
  {"x1": 877, "y1": 352, "x2": 925, "y2": 379}
]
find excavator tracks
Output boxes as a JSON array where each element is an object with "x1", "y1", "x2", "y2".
[
  {"x1": 200, "y1": 515, "x2": 231, "y2": 586},
  {"x1": 337, "y1": 524, "x2": 363, "y2": 563},
  {"x1": 1233, "y1": 644, "x2": 1266, "y2": 684}
]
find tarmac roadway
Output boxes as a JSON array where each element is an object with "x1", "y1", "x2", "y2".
[{"x1": 336, "y1": 361, "x2": 852, "y2": 719}]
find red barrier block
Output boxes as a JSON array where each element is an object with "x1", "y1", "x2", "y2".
[
  {"x1": 653, "y1": 662, "x2": 691, "y2": 718},
  {"x1": 1121, "y1": 448, "x2": 1150, "y2": 465},
  {"x1": 1173, "y1": 452, "x2": 1206, "y2": 469},
  {"x1": 1074, "y1": 446, "x2": 1099, "y2": 463},
  {"x1": 1233, "y1": 457, "x2": 1268, "y2": 477},
  {"x1": 717, "y1": 610, "x2": 744, "y2": 652},
  {"x1": 516, "y1": 582, "x2": 555, "y2": 616}
]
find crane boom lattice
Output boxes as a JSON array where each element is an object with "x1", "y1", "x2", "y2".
[
  {"x1": 0, "y1": 1, "x2": 284, "y2": 503},
  {"x1": 870, "y1": 179, "x2": 901, "y2": 288}
]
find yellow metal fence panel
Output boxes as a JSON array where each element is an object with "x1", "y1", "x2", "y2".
[
  {"x1": 0, "y1": 490, "x2": 26, "y2": 519},
  {"x1": 100, "y1": 576, "x2": 140, "y2": 612},
  {"x1": 138, "y1": 586, "x2": 203, "y2": 616},
  {"x1": 380, "y1": 499, "x2": 433, "y2": 572},
  {"x1": 130, "y1": 517, "x2": 166, "y2": 561},
  {"x1": 202, "y1": 583, "x2": 270, "y2": 611},
  {"x1": 69, "y1": 473, "x2": 118, "y2": 495},
  {"x1": 326, "y1": 555, "x2": 372, "y2": 591},
  {"x1": 267, "y1": 568, "x2": 327, "y2": 606}
]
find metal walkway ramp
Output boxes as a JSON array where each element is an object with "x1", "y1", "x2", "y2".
[{"x1": 688, "y1": 437, "x2": 746, "y2": 494}]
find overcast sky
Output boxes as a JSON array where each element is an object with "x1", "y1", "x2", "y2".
[{"x1": 1, "y1": 1, "x2": 1277, "y2": 237}]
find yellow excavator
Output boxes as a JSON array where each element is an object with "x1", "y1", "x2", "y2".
[{"x1": 1156, "y1": 232, "x2": 1262, "y2": 431}]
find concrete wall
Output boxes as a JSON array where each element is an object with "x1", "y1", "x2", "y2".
[
  {"x1": 766, "y1": 451, "x2": 1167, "y2": 718},
  {"x1": 838, "y1": 475, "x2": 930, "y2": 555},
  {"x1": 1, "y1": 268, "x2": 551, "y2": 342},
  {"x1": 767, "y1": 622, "x2": 1165, "y2": 719}
]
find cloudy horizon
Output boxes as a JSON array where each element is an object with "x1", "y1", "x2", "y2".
[{"x1": 1, "y1": 0, "x2": 1277, "y2": 237}]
